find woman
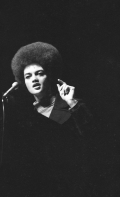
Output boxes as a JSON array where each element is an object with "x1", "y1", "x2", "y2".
[
  {"x1": 11, "y1": 42, "x2": 87, "y2": 125},
  {"x1": 1, "y1": 42, "x2": 94, "y2": 196}
]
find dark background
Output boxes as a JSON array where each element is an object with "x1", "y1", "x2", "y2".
[{"x1": 0, "y1": 0, "x2": 120, "y2": 196}]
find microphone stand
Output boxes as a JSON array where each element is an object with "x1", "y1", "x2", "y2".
[{"x1": 0, "y1": 95, "x2": 7, "y2": 165}]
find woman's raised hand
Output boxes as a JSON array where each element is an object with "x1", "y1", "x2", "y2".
[{"x1": 57, "y1": 79, "x2": 77, "y2": 107}]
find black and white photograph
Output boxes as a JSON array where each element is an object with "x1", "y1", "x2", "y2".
[{"x1": 0, "y1": 1, "x2": 120, "y2": 196}]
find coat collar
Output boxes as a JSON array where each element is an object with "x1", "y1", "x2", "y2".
[
  {"x1": 53, "y1": 94, "x2": 69, "y2": 110},
  {"x1": 50, "y1": 94, "x2": 71, "y2": 124}
]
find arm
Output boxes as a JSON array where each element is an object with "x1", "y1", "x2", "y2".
[{"x1": 56, "y1": 79, "x2": 94, "y2": 135}]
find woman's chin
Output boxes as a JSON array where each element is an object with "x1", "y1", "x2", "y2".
[{"x1": 30, "y1": 90, "x2": 42, "y2": 96}]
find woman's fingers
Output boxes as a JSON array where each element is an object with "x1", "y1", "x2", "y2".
[
  {"x1": 58, "y1": 79, "x2": 66, "y2": 85},
  {"x1": 66, "y1": 86, "x2": 70, "y2": 94},
  {"x1": 57, "y1": 83, "x2": 70, "y2": 95},
  {"x1": 57, "y1": 84, "x2": 60, "y2": 89},
  {"x1": 57, "y1": 79, "x2": 75, "y2": 96}
]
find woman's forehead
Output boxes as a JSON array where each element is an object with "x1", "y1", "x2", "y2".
[{"x1": 24, "y1": 64, "x2": 44, "y2": 73}]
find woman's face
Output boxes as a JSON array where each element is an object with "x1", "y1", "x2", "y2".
[{"x1": 24, "y1": 64, "x2": 50, "y2": 98}]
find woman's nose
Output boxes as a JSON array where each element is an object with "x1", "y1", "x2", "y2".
[{"x1": 32, "y1": 75, "x2": 39, "y2": 82}]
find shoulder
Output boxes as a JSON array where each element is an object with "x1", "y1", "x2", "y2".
[{"x1": 50, "y1": 94, "x2": 92, "y2": 126}]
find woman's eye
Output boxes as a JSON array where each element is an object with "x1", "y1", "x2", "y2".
[
  {"x1": 38, "y1": 72, "x2": 44, "y2": 76},
  {"x1": 25, "y1": 75, "x2": 31, "y2": 79}
]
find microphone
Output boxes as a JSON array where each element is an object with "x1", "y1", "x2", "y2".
[{"x1": 2, "y1": 82, "x2": 19, "y2": 98}]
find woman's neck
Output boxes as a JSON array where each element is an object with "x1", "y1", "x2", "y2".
[{"x1": 34, "y1": 93, "x2": 55, "y2": 107}]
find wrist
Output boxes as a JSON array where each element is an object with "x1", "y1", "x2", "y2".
[{"x1": 67, "y1": 99, "x2": 78, "y2": 108}]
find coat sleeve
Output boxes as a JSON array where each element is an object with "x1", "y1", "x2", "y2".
[{"x1": 69, "y1": 99, "x2": 95, "y2": 135}]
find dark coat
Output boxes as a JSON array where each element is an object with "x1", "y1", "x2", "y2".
[{"x1": 0, "y1": 91, "x2": 96, "y2": 196}]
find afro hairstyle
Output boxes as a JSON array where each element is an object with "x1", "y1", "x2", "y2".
[{"x1": 11, "y1": 42, "x2": 63, "y2": 85}]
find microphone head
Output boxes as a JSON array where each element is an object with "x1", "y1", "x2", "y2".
[
  {"x1": 2, "y1": 82, "x2": 19, "y2": 99},
  {"x1": 12, "y1": 81, "x2": 19, "y2": 88}
]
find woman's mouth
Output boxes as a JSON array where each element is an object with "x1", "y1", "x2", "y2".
[
  {"x1": 33, "y1": 83, "x2": 41, "y2": 89},
  {"x1": 34, "y1": 86, "x2": 41, "y2": 90}
]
